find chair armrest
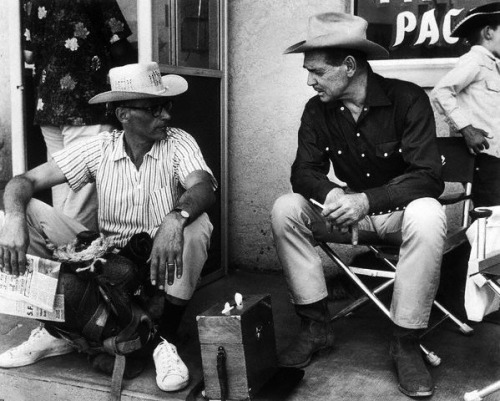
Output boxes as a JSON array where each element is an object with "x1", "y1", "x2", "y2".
[{"x1": 438, "y1": 192, "x2": 471, "y2": 205}]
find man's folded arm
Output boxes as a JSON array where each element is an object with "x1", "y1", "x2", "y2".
[{"x1": 291, "y1": 119, "x2": 340, "y2": 203}]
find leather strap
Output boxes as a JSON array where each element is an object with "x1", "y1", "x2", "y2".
[
  {"x1": 109, "y1": 354, "x2": 126, "y2": 401},
  {"x1": 82, "y1": 303, "x2": 109, "y2": 342}
]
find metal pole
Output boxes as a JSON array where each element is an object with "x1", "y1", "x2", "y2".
[
  {"x1": 137, "y1": 0, "x2": 153, "y2": 62},
  {"x1": 9, "y1": 0, "x2": 27, "y2": 175}
]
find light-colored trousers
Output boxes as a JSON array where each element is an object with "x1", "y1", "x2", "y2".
[
  {"x1": 41, "y1": 124, "x2": 112, "y2": 232},
  {"x1": 25, "y1": 199, "x2": 213, "y2": 301},
  {"x1": 271, "y1": 193, "x2": 447, "y2": 329}
]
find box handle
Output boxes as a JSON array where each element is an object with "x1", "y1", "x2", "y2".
[{"x1": 217, "y1": 346, "x2": 228, "y2": 401}]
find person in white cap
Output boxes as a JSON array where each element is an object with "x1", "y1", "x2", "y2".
[
  {"x1": 271, "y1": 12, "x2": 446, "y2": 397},
  {"x1": 432, "y1": 2, "x2": 500, "y2": 207},
  {"x1": 0, "y1": 62, "x2": 217, "y2": 392}
]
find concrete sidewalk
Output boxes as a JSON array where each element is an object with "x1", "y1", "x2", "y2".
[{"x1": 1, "y1": 267, "x2": 500, "y2": 401}]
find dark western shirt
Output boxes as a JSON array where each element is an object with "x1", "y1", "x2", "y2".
[{"x1": 291, "y1": 67, "x2": 444, "y2": 214}]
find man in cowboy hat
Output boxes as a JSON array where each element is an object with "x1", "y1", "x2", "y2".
[
  {"x1": 271, "y1": 12, "x2": 445, "y2": 397},
  {"x1": 0, "y1": 62, "x2": 217, "y2": 392},
  {"x1": 432, "y1": 2, "x2": 500, "y2": 207}
]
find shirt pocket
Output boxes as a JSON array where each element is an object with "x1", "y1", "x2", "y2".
[
  {"x1": 485, "y1": 79, "x2": 500, "y2": 93},
  {"x1": 375, "y1": 141, "x2": 400, "y2": 159},
  {"x1": 148, "y1": 187, "x2": 172, "y2": 226}
]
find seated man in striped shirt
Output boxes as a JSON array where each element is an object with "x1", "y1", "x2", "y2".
[{"x1": 0, "y1": 62, "x2": 217, "y2": 392}]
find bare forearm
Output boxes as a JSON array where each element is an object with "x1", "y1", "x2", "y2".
[
  {"x1": 0, "y1": 175, "x2": 34, "y2": 275},
  {"x1": 3, "y1": 175, "x2": 35, "y2": 217}
]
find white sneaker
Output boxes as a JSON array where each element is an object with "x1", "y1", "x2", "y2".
[
  {"x1": 0, "y1": 325, "x2": 74, "y2": 368},
  {"x1": 153, "y1": 338, "x2": 189, "y2": 391}
]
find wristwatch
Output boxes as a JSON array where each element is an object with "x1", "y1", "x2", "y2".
[{"x1": 173, "y1": 207, "x2": 190, "y2": 220}]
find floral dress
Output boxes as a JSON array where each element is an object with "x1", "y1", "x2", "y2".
[{"x1": 23, "y1": 0, "x2": 132, "y2": 126}]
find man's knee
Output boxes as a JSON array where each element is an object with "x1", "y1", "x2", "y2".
[
  {"x1": 183, "y1": 213, "x2": 213, "y2": 247},
  {"x1": 26, "y1": 198, "x2": 51, "y2": 219},
  {"x1": 271, "y1": 193, "x2": 308, "y2": 230},
  {"x1": 403, "y1": 198, "x2": 447, "y2": 239}
]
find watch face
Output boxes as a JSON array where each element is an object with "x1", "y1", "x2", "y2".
[{"x1": 180, "y1": 210, "x2": 190, "y2": 219}]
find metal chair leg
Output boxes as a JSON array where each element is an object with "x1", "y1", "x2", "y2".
[
  {"x1": 331, "y1": 278, "x2": 395, "y2": 321},
  {"x1": 329, "y1": 244, "x2": 473, "y2": 335},
  {"x1": 464, "y1": 380, "x2": 500, "y2": 401},
  {"x1": 318, "y1": 242, "x2": 441, "y2": 366}
]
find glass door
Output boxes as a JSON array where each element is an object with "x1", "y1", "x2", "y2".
[{"x1": 156, "y1": 0, "x2": 220, "y2": 71}]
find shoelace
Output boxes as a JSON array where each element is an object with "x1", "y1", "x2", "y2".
[
  {"x1": 157, "y1": 340, "x2": 182, "y2": 374},
  {"x1": 26, "y1": 326, "x2": 45, "y2": 342}
]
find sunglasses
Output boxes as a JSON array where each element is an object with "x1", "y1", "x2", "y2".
[{"x1": 122, "y1": 101, "x2": 173, "y2": 118}]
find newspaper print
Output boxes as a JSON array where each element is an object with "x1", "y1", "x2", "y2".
[
  {"x1": 0, "y1": 255, "x2": 60, "y2": 312},
  {"x1": 0, "y1": 294, "x2": 65, "y2": 322}
]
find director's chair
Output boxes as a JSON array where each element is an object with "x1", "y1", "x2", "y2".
[
  {"x1": 317, "y1": 137, "x2": 475, "y2": 365},
  {"x1": 463, "y1": 208, "x2": 500, "y2": 401}
]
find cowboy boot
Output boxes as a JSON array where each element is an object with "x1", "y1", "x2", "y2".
[
  {"x1": 278, "y1": 298, "x2": 335, "y2": 368},
  {"x1": 390, "y1": 326, "x2": 434, "y2": 397}
]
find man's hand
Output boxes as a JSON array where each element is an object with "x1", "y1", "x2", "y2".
[
  {"x1": 322, "y1": 190, "x2": 369, "y2": 230},
  {"x1": 0, "y1": 213, "x2": 29, "y2": 276},
  {"x1": 460, "y1": 125, "x2": 492, "y2": 155},
  {"x1": 149, "y1": 212, "x2": 187, "y2": 290}
]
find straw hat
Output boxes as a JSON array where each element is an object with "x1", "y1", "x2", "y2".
[
  {"x1": 284, "y1": 12, "x2": 388, "y2": 58},
  {"x1": 451, "y1": 2, "x2": 500, "y2": 38},
  {"x1": 89, "y1": 62, "x2": 188, "y2": 104}
]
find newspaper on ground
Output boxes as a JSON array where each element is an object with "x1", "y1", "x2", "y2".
[{"x1": 0, "y1": 254, "x2": 61, "y2": 312}]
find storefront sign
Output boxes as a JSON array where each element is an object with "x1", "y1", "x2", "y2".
[{"x1": 355, "y1": 0, "x2": 493, "y2": 59}]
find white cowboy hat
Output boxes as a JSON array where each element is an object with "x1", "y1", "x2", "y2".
[
  {"x1": 89, "y1": 62, "x2": 188, "y2": 104},
  {"x1": 451, "y1": 2, "x2": 500, "y2": 38},
  {"x1": 284, "y1": 12, "x2": 388, "y2": 58}
]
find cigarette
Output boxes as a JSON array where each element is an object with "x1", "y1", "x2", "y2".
[{"x1": 310, "y1": 198, "x2": 324, "y2": 209}]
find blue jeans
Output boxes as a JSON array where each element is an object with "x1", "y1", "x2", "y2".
[{"x1": 271, "y1": 193, "x2": 447, "y2": 329}]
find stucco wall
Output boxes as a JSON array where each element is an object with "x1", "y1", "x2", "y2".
[{"x1": 227, "y1": 0, "x2": 352, "y2": 271}]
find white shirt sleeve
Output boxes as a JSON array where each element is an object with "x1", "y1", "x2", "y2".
[
  {"x1": 431, "y1": 54, "x2": 481, "y2": 131},
  {"x1": 171, "y1": 129, "x2": 218, "y2": 190}
]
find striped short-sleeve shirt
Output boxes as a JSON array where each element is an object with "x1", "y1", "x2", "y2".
[{"x1": 53, "y1": 128, "x2": 217, "y2": 247}]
